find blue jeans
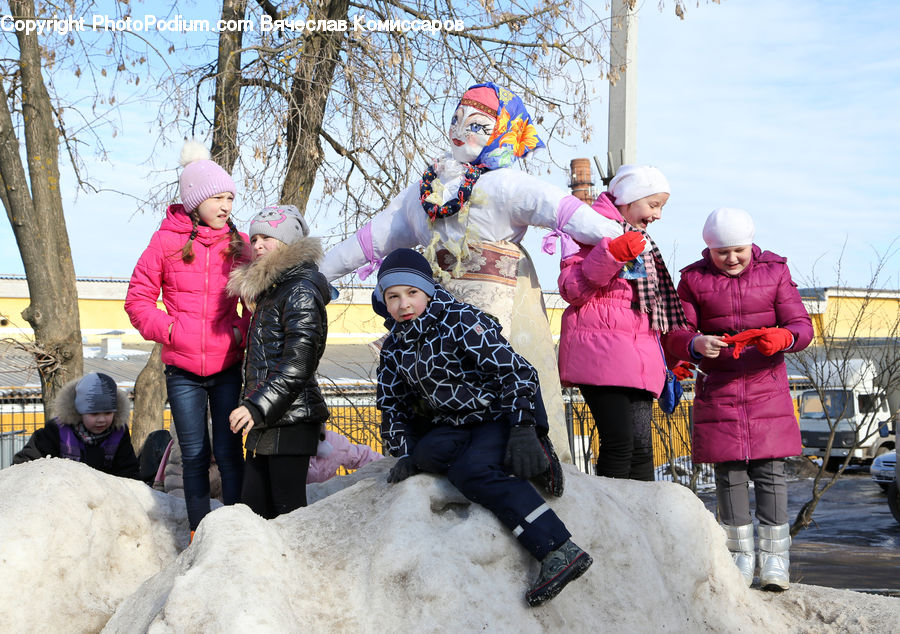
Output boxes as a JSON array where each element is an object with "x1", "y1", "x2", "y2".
[{"x1": 165, "y1": 363, "x2": 245, "y2": 530}]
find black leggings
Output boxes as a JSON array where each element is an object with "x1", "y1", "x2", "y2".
[
  {"x1": 579, "y1": 385, "x2": 654, "y2": 481},
  {"x1": 241, "y1": 453, "x2": 311, "y2": 520}
]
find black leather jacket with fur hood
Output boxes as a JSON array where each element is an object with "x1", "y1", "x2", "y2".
[{"x1": 227, "y1": 236, "x2": 330, "y2": 456}]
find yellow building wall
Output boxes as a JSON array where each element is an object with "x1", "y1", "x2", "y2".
[
  {"x1": 1, "y1": 291, "x2": 389, "y2": 346},
  {"x1": 546, "y1": 306, "x2": 565, "y2": 339},
  {"x1": 323, "y1": 302, "x2": 389, "y2": 344},
  {"x1": 0, "y1": 298, "x2": 29, "y2": 332},
  {"x1": 3, "y1": 283, "x2": 900, "y2": 347},
  {"x1": 79, "y1": 298, "x2": 154, "y2": 337},
  {"x1": 818, "y1": 295, "x2": 900, "y2": 342}
]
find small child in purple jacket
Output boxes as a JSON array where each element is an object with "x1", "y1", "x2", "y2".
[
  {"x1": 665, "y1": 208, "x2": 813, "y2": 591},
  {"x1": 13, "y1": 373, "x2": 140, "y2": 479}
]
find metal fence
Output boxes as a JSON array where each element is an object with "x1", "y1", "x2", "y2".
[
  {"x1": 0, "y1": 390, "x2": 43, "y2": 468},
  {"x1": 0, "y1": 429, "x2": 26, "y2": 469},
  {"x1": 563, "y1": 386, "x2": 714, "y2": 489},
  {"x1": 1, "y1": 383, "x2": 710, "y2": 486}
]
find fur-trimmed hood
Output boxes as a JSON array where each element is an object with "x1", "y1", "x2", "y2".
[
  {"x1": 227, "y1": 236, "x2": 324, "y2": 303},
  {"x1": 52, "y1": 377, "x2": 131, "y2": 428}
]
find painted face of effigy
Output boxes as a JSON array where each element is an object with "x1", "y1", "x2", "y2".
[{"x1": 448, "y1": 104, "x2": 496, "y2": 164}]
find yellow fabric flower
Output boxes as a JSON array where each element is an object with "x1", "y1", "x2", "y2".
[
  {"x1": 499, "y1": 118, "x2": 540, "y2": 157},
  {"x1": 487, "y1": 108, "x2": 510, "y2": 145}
]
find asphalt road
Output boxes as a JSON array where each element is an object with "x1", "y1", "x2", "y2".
[{"x1": 698, "y1": 468, "x2": 900, "y2": 595}]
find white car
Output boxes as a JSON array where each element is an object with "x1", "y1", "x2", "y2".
[{"x1": 871, "y1": 450, "x2": 897, "y2": 491}]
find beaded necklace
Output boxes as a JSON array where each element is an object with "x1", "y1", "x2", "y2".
[{"x1": 419, "y1": 162, "x2": 487, "y2": 221}]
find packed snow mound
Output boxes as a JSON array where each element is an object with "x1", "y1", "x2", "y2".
[
  {"x1": 0, "y1": 459, "x2": 188, "y2": 632},
  {"x1": 2, "y1": 459, "x2": 898, "y2": 632}
]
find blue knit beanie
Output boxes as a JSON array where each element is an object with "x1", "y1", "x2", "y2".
[{"x1": 374, "y1": 248, "x2": 436, "y2": 304}]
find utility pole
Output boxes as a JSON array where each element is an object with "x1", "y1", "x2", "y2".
[{"x1": 603, "y1": 0, "x2": 639, "y2": 184}]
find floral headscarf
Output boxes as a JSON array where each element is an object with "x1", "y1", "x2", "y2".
[{"x1": 461, "y1": 82, "x2": 545, "y2": 170}]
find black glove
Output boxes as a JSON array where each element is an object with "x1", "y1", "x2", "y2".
[
  {"x1": 504, "y1": 425, "x2": 550, "y2": 479},
  {"x1": 531, "y1": 434, "x2": 565, "y2": 497},
  {"x1": 387, "y1": 456, "x2": 417, "y2": 483}
]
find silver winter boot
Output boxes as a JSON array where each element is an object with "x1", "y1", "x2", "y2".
[
  {"x1": 723, "y1": 524, "x2": 755, "y2": 586},
  {"x1": 758, "y1": 523, "x2": 791, "y2": 591}
]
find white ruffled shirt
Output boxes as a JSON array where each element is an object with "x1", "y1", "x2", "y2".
[{"x1": 319, "y1": 159, "x2": 623, "y2": 282}]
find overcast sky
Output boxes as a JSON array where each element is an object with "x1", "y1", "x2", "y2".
[{"x1": 1, "y1": 0, "x2": 897, "y2": 292}]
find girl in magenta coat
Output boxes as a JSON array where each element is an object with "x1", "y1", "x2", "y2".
[
  {"x1": 558, "y1": 165, "x2": 687, "y2": 481},
  {"x1": 125, "y1": 141, "x2": 250, "y2": 536},
  {"x1": 665, "y1": 207, "x2": 813, "y2": 591}
]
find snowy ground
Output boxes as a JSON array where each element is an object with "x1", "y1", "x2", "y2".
[{"x1": 1, "y1": 458, "x2": 898, "y2": 633}]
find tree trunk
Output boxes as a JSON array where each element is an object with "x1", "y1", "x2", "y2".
[
  {"x1": 281, "y1": 0, "x2": 350, "y2": 211},
  {"x1": 130, "y1": 344, "x2": 167, "y2": 453},
  {"x1": 0, "y1": 0, "x2": 83, "y2": 414},
  {"x1": 211, "y1": 0, "x2": 248, "y2": 171}
]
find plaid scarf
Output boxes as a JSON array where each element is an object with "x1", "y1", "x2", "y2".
[
  {"x1": 621, "y1": 222, "x2": 687, "y2": 333},
  {"x1": 75, "y1": 422, "x2": 114, "y2": 446}
]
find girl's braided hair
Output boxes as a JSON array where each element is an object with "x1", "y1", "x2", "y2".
[{"x1": 180, "y1": 208, "x2": 246, "y2": 263}]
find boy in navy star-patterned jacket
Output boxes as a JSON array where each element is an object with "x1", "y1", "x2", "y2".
[{"x1": 373, "y1": 248, "x2": 592, "y2": 607}]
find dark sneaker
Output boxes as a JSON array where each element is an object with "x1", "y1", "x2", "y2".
[
  {"x1": 526, "y1": 540, "x2": 593, "y2": 607},
  {"x1": 531, "y1": 434, "x2": 565, "y2": 497}
]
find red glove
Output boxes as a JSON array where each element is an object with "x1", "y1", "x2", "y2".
[
  {"x1": 608, "y1": 232, "x2": 646, "y2": 262},
  {"x1": 721, "y1": 328, "x2": 768, "y2": 358},
  {"x1": 672, "y1": 362, "x2": 696, "y2": 381},
  {"x1": 754, "y1": 328, "x2": 793, "y2": 355},
  {"x1": 722, "y1": 327, "x2": 793, "y2": 358}
]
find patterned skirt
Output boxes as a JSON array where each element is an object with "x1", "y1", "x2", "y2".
[{"x1": 435, "y1": 240, "x2": 571, "y2": 463}]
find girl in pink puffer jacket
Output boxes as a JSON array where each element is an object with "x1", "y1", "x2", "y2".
[
  {"x1": 557, "y1": 165, "x2": 687, "y2": 482},
  {"x1": 665, "y1": 207, "x2": 813, "y2": 592},
  {"x1": 125, "y1": 141, "x2": 250, "y2": 537}
]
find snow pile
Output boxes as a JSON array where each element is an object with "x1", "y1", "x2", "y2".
[
  {"x1": 0, "y1": 459, "x2": 188, "y2": 632},
  {"x1": 2, "y1": 458, "x2": 898, "y2": 632}
]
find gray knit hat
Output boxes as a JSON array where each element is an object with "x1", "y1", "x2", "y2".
[
  {"x1": 74, "y1": 373, "x2": 119, "y2": 415},
  {"x1": 248, "y1": 205, "x2": 309, "y2": 245}
]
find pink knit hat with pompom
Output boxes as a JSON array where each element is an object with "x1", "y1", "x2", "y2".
[{"x1": 178, "y1": 140, "x2": 236, "y2": 212}]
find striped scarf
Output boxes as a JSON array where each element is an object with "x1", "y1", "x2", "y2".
[{"x1": 621, "y1": 222, "x2": 687, "y2": 333}]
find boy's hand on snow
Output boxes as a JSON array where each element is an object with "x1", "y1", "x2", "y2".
[
  {"x1": 505, "y1": 426, "x2": 550, "y2": 480},
  {"x1": 608, "y1": 231, "x2": 646, "y2": 262},
  {"x1": 692, "y1": 335, "x2": 729, "y2": 359},
  {"x1": 753, "y1": 328, "x2": 794, "y2": 355},
  {"x1": 387, "y1": 457, "x2": 417, "y2": 483}
]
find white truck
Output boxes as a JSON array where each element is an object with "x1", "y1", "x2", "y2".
[{"x1": 798, "y1": 358, "x2": 898, "y2": 468}]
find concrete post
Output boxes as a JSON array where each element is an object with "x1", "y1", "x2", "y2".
[{"x1": 607, "y1": 0, "x2": 639, "y2": 182}]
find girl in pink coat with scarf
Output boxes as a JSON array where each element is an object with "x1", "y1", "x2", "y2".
[
  {"x1": 126, "y1": 141, "x2": 250, "y2": 537},
  {"x1": 558, "y1": 165, "x2": 687, "y2": 482},
  {"x1": 665, "y1": 207, "x2": 813, "y2": 591}
]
